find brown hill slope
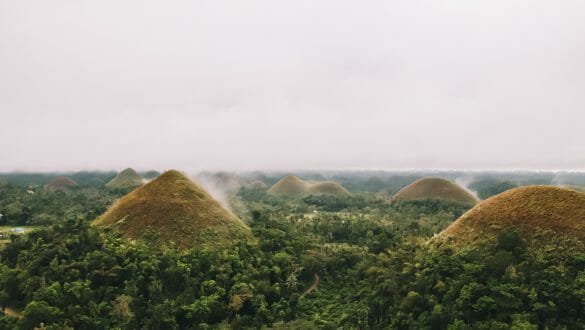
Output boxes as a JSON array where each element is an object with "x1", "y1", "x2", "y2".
[
  {"x1": 562, "y1": 185, "x2": 585, "y2": 193},
  {"x1": 308, "y1": 182, "x2": 350, "y2": 196},
  {"x1": 268, "y1": 175, "x2": 349, "y2": 197},
  {"x1": 268, "y1": 175, "x2": 310, "y2": 196},
  {"x1": 393, "y1": 178, "x2": 479, "y2": 205},
  {"x1": 46, "y1": 176, "x2": 77, "y2": 190},
  {"x1": 106, "y1": 168, "x2": 144, "y2": 189},
  {"x1": 438, "y1": 186, "x2": 585, "y2": 246},
  {"x1": 94, "y1": 170, "x2": 251, "y2": 249}
]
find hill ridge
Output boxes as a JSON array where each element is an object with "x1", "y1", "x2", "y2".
[{"x1": 268, "y1": 175, "x2": 349, "y2": 196}]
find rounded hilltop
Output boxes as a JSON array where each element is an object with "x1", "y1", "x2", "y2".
[
  {"x1": 94, "y1": 169, "x2": 251, "y2": 249},
  {"x1": 268, "y1": 175, "x2": 310, "y2": 196},
  {"x1": 308, "y1": 182, "x2": 350, "y2": 196},
  {"x1": 46, "y1": 176, "x2": 77, "y2": 190},
  {"x1": 393, "y1": 177, "x2": 479, "y2": 205},
  {"x1": 267, "y1": 175, "x2": 349, "y2": 197},
  {"x1": 438, "y1": 186, "x2": 585, "y2": 247},
  {"x1": 105, "y1": 168, "x2": 144, "y2": 189}
]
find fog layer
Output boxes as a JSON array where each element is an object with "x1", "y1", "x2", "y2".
[{"x1": 1, "y1": 0, "x2": 584, "y2": 171}]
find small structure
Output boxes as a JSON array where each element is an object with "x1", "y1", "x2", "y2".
[{"x1": 11, "y1": 227, "x2": 25, "y2": 234}]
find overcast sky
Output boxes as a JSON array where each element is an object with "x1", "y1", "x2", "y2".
[{"x1": 1, "y1": 0, "x2": 584, "y2": 172}]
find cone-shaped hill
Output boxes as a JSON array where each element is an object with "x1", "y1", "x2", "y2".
[
  {"x1": 268, "y1": 175, "x2": 310, "y2": 196},
  {"x1": 106, "y1": 168, "x2": 145, "y2": 189},
  {"x1": 438, "y1": 186, "x2": 585, "y2": 247},
  {"x1": 268, "y1": 175, "x2": 349, "y2": 197},
  {"x1": 393, "y1": 178, "x2": 479, "y2": 205},
  {"x1": 46, "y1": 176, "x2": 77, "y2": 190},
  {"x1": 94, "y1": 170, "x2": 251, "y2": 249},
  {"x1": 308, "y1": 182, "x2": 350, "y2": 196}
]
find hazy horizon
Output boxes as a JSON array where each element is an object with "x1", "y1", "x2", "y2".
[{"x1": 2, "y1": 0, "x2": 584, "y2": 172}]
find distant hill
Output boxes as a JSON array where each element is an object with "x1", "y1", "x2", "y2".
[
  {"x1": 46, "y1": 176, "x2": 77, "y2": 190},
  {"x1": 438, "y1": 186, "x2": 585, "y2": 247},
  {"x1": 93, "y1": 170, "x2": 251, "y2": 249},
  {"x1": 308, "y1": 182, "x2": 350, "y2": 196},
  {"x1": 105, "y1": 168, "x2": 144, "y2": 190},
  {"x1": 268, "y1": 175, "x2": 349, "y2": 197},
  {"x1": 393, "y1": 178, "x2": 479, "y2": 205},
  {"x1": 268, "y1": 175, "x2": 310, "y2": 196}
]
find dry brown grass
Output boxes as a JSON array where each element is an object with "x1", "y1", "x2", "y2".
[
  {"x1": 308, "y1": 182, "x2": 350, "y2": 196},
  {"x1": 267, "y1": 175, "x2": 311, "y2": 196},
  {"x1": 106, "y1": 168, "x2": 144, "y2": 189},
  {"x1": 267, "y1": 175, "x2": 349, "y2": 197},
  {"x1": 438, "y1": 186, "x2": 585, "y2": 247},
  {"x1": 94, "y1": 170, "x2": 251, "y2": 249},
  {"x1": 393, "y1": 177, "x2": 479, "y2": 205},
  {"x1": 562, "y1": 185, "x2": 585, "y2": 192}
]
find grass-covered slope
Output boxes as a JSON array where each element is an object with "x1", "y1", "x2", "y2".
[
  {"x1": 393, "y1": 177, "x2": 479, "y2": 205},
  {"x1": 562, "y1": 185, "x2": 585, "y2": 192},
  {"x1": 307, "y1": 182, "x2": 350, "y2": 196},
  {"x1": 94, "y1": 170, "x2": 251, "y2": 249},
  {"x1": 267, "y1": 175, "x2": 311, "y2": 196},
  {"x1": 439, "y1": 186, "x2": 585, "y2": 246},
  {"x1": 105, "y1": 168, "x2": 144, "y2": 189},
  {"x1": 268, "y1": 175, "x2": 349, "y2": 197}
]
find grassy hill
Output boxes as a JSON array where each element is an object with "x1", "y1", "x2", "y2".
[
  {"x1": 45, "y1": 176, "x2": 77, "y2": 190},
  {"x1": 438, "y1": 186, "x2": 585, "y2": 247},
  {"x1": 307, "y1": 182, "x2": 349, "y2": 196},
  {"x1": 94, "y1": 170, "x2": 251, "y2": 249},
  {"x1": 268, "y1": 175, "x2": 311, "y2": 196},
  {"x1": 105, "y1": 168, "x2": 144, "y2": 189},
  {"x1": 267, "y1": 175, "x2": 349, "y2": 197},
  {"x1": 393, "y1": 177, "x2": 479, "y2": 205}
]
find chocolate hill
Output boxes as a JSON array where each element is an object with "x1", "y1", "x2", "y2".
[
  {"x1": 393, "y1": 178, "x2": 479, "y2": 205},
  {"x1": 268, "y1": 175, "x2": 349, "y2": 197},
  {"x1": 105, "y1": 168, "x2": 144, "y2": 189},
  {"x1": 438, "y1": 186, "x2": 585, "y2": 247},
  {"x1": 93, "y1": 170, "x2": 251, "y2": 249},
  {"x1": 308, "y1": 182, "x2": 350, "y2": 196}
]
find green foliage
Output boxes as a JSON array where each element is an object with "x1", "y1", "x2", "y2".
[
  {"x1": 0, "y1": 174, "x2": 583, "y2": 328},
  {"x1": 0, "y1": 183, "x2": 119, "y2": 226},
  {"x1": 470, "y1": 179, "x2": 519, "y2": 200}
]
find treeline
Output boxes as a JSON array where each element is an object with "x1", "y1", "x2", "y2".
[
  {"x1": 1, "y1": 180, "x2": 584, "y2": 328},
  {"x1": 0, "y1": 183, "x2": 119, "y2": 226}
]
